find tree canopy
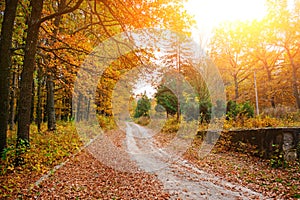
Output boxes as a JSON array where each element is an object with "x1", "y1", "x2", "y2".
[
  {"x1": 0, "y1": 0, "x2": 195, "y2": 153},
  {"x1": 209, "y1": 0, "x2": 300, "y2": 111}
]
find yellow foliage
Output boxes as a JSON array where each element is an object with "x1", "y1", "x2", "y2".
[
  {"x1": 1, "y1": 122, "x2": 82, "y2": 175},
  {"x1": 223, "y1": 116, "x2": 300, "y2": 130}
]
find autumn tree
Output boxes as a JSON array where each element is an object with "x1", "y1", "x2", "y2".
[
  {"x1": 209, "y1": 0, "x2": 300, "y2": 112},
  {"x1": 0, "y1": 0, "x2": 19, "y2": 154},
  {"x1": 210, "y1": 21, "x2": 254, "y2": 101},
  {"x1": 0, "y1": 0, "x2": 195, "y2": 152},
  {"x1": 243, "y1": 1, "x2": 298, "y2": 109},
  {"x1": 17, "y1": 0, "x2": 45, "y2": 145},
  {"x1": 265, "y1": 0, "x2": 300, "y2": 109},
  {"x1": 246, "y1": 19, "x2": 283, "y2": 108},
  {"x1": 45, "y1": 0, "x2": 67, "y2": 131},
  {"x1": 17, "y1": 0, "x2": 83, "y2": 146},
  {"x1": 89, "y1": 0, "x2": 194, "y2": 120}
]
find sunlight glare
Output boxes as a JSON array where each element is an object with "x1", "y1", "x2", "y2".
[
  {"x1": 185, "y1": 0, "x2": 267, "y2": 37},
  {"x1": 185, "y1": 0, "x2": 266, "y2": 27}
]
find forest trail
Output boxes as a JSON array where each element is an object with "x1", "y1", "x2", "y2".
[
  {"x1": 125, "y1": 122, "x2": 264, "y2": 199},
  {"x1": 27, "y1": 122, "x2": 266, "y2": 199}
]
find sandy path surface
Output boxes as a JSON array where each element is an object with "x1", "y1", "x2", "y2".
[{"x1": 125, "y1": 122, "x2": 264, "y2": 199}]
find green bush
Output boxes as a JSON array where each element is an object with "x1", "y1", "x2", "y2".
[
  {"x1": 134, "y1": 93, "x2": 151, "y2": 118},
  {"x1": 226, "y1": 100, "x2": 239, "y2": 119},
  {"x1": 226, "y1": 100, "x2": 254, "y2": 119},
  {"x1": 161, "y1": 117, "x2": 179, "y2": 133},
  {"x1": 154, "y1": 85, "x2": 177, "y2": 117},
  {"x1": 135, "y1": 116, "x2": 150, "y2": 126},
  {"x1": 98, "y1": 115, "x2": 116, "y2": 130},
  {"x1": 240, "y1": 101, "x2": 254, "y2": 118},
  {"x1": 199, "y1": 100, "x2": 212, "y2": 123},
  {"x1": 1, "y1": 138, "x2": 29, "y2": 174},
  {"x1": 269, "y1": 144, "x2": 287, "y2": 168},
  {"x1": 182, "y1": 101, "x2": 199, "y2": 121},
  {"x1": 214, "y1": 99, "x2": 226, "y2": 118}
]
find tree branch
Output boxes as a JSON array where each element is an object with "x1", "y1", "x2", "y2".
[{"x1": 38, "y1": 0, "x2": 84, "y2": 25}]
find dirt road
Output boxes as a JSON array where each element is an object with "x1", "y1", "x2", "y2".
[
  {"x1": 28, "y1": 122, "x2": 266, "y2": 199},
  {"x1": 125, "y1": 122, "x2": 264, "y2": 199}
]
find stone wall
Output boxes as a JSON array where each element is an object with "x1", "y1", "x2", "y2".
[
  {"x1": 197, "y1": 127, "x2": 300, "y2": 161},
  {"x1": 226, "y1": 128, "x2": 300, "y2": 160}
]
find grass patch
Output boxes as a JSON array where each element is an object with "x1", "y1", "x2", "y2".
[
  {"x1": 134, "y1": 116, "x2": 151, "y2": 126},
  {"x1": 0, "y1": 122, "x2": 82, "y2": 198}
]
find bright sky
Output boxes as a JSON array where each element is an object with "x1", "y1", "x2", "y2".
[{"x1": 184, "y1": 0, "x2": 267, "y2": 45}]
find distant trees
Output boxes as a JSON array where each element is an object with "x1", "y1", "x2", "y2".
[
  {"x1": 209, "y1": 0, "x2": 300, "y2": 111},
  {"x1": 270, "y1": 0, "x2": 300, "y2": 110},
  {"x1": 134, "y1": 93, "x2": 151, "y2": 118},
  {"x1": 155, "y1": 85, "x2": 178, "y2": 118}
]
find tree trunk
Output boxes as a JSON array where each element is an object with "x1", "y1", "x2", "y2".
[
  {"x1": 0, "y1": 0, "x2": 19, "y2": 154},
  {"x1": 286, "y1": 49, "x2": 300, "y2": 110},
  {"x1": 9, "y1": 69, "x2": 17, "y2": 131},
  {"x1": 292, "y1": 64, "x2": 300, "y2": 109},
  {"x1": 176, "y1": 101, "x2": 180, "y2": 121},
  {"x1": 176, "y1": 38, "x2": 180, "y2": 122},
  {"x1": 36, "y1": 60, "x2": 43, "y2": 132},
  {"x1": 46, "y1": 75, "x2": 56, "y2": 130},
  {"x1": 68, "y1": 95, "x2": 73, "y2": 121},
  {"x1": 234, "y1": 75, "x2": 239, "y2": 100},
  {"x1": 266, "y1": 69, "x2": 276, "y2": 108},
  {"x1": 17, "y1": 0, "x2": 44, "y2": 146},
  {"x1": 86, "y1": 97, "x2": 90, "y2": 121},
  {"x1": 43, "y1": 97, "x2": 48, "y2": 122},
  {"x1": 45, "y1": 0, "x2": 66, "y2": 130},
  {"x1": 62, "y1": 91, "x2": 71, "y2": 121},
  {"x1": 30, "y1": 80, "x2": 35, "y2": 123},
  {"x1": 76, "y1": 93, "x2": 83, "y2": 122}
]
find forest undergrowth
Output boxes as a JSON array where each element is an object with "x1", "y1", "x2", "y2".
[{"x1": 0, "y1": 122, "x2": 83, "y2": 198}]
